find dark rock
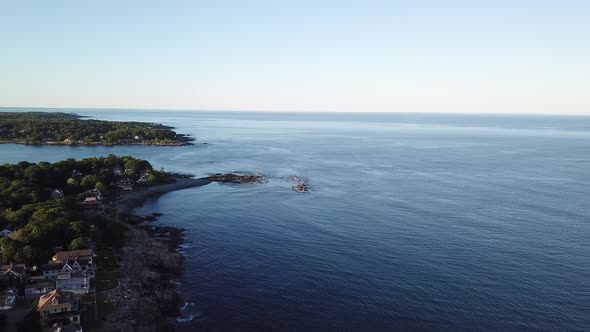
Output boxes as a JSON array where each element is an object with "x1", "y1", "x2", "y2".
[{"x1": 207, "y1": 173, "x2": 265, "y2": 184}]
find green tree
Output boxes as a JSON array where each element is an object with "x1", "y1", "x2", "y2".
[
  {"x1": 14, "y1": 245, "x2": 34, "y2": 263},
  {"x1": 0, "y1": 236, "x2": 20, "y2": 262},
  {"x1": 80, "y1": 175, "x2": 99, "y2": 188},
  {"x1": 69, "y1": 221, "x2": 86, "y2": 238},
  {"x1": 70, "y1": 237, "x2": 87, "y2": 250}
]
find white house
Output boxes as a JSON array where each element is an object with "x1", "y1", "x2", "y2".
[
  {"x1": 51, "y1": 189, "x2": 64, "y2": 199},
  {"x1": 41, "y1": 257, "x2": 94, "y2": 281}
]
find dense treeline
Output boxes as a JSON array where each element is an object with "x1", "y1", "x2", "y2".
[
  {"x1": 0, "y1": 111, "x2": 80, "y2": 120},
  {"x1": 0, "y1": 112, "x2": 191, "y2": 145},
  {"x1": 0, "y1": 155, "x2": 165, "y2": 265}
]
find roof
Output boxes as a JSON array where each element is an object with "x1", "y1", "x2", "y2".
[
  {"x1": 0, "y1": 263, "x2": 26, "y2": 275},
  {"x1": 37, "y1": 289, "x2": 77, "y2": 312},
  {"x1": 52, "y1": 249, "x2": 93, "y2": 262},
  {"x1": 64, "y1": 258, "x2": 90, "y2": 266}
]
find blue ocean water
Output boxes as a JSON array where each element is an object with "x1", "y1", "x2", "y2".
[{"x1": 1, "y1": 110, "x2": 589, "y2": 331}]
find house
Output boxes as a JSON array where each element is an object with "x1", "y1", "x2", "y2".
[
  {"x1": 55, "y1": 271, "x2": 90, "y2": 294},
  {"x1": 80, "y1": 196, "x2": 103, "y2": 213},
  {"x1": 40, "y1": 263, "x2": 63, "y2": 281},
  {"x1": 37, "y1": 289, "x2": 80, "y2": 326},
  {"x1": 62, "y1": 258, "x2": 95, "y2": 279},
  {"x1": 0, "y1": 229, "x2": 12, "y2": 237},
  {"x1": 82, "y1": 196, "x2": 99, "y2": 204},
  {"x1": 25, "y1": 281, "x2": 53, "y2": 302},
  {"x1": 51, "y1": 189, "x2": 64, "y2": 199},
  {"x1": 137, "y1": 172, "x2": 151, "y2": 183},
  {"x1": 0, "y1": 289, "x2": 16, "y2": 310},
  {"x1": 0, "y1": 263, "x2": 27, "y2": 288},
  {"x1": 113, "y1": 167, "x2": 122, "y2": 176},
  {"x1": 88, "y1": 189, "x2": 102, "y2": 200},
  {"x1": 116, "y1": 178, "x2": 133, "y2": 191},
  {"x1": 41, "y1": 258, "x2": 95, "y2": 281},
  {"x1": 71, "y1": 169, "x2": 82, "y2": 178},
  {"x1": 52, "y1": 249, "x2": 93, "y2": 264}
]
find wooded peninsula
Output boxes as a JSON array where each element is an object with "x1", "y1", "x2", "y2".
[
  {"x1": 0, "y1": 112, "x2": 193, "y2": 146},
  {"x1": 0, "y1": 155, "x2": 175, "y2": 265},
  {"x1": 0, "y1": 154, "x2": 263, "y2": 330}
]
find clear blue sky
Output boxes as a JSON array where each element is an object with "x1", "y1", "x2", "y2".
[{"x1": 1, "y1": 1, "x2": 589, "y2": 114}]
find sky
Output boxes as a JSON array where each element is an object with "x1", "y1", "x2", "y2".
[{"x1": 0, "y1": 1, "x2": 589, "y2": 114}]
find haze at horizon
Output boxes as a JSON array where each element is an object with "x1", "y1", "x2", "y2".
[{"x1": 1, "y1": 1, "x2": 589, "y2": 114}]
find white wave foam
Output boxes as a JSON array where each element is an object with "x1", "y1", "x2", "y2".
[{"x1": 177, "y1": 302, "x2": 199, "y2": 323}]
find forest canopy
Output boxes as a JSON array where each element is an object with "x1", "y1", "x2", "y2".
[{"x1": 0, "y1": 155, "x2": 169, "y2": 265}]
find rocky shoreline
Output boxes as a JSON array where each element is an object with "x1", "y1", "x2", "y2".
[
  {"x1": 101, "y1": 224, "x2": 186, "y2": 331},
  {"x1": 104, "y1": 173, "x2": 265, "y2": 331}
]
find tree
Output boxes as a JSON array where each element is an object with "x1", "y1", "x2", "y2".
[
  {"x1": 80, "y1": 175, "x2": 99, "y2": 189},
  {"x1": 14, "y1": 245, "x2": 34, "y2": 263},
  {"x1": 70, "y1": 237, "x2": 87, "y2": 250},
  {"x1": 0, "y1": 236, "x2": 20, "y2": 263},
  {"x1": 69, "y1": 221, "x2": 86, "y2": 238},
  {"x1": 95, "y1": 182, "x2": 106, "y2": 190}
]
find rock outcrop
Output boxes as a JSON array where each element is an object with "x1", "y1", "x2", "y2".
[{"x1": 206, "y1": 173, "x2": 265, "y2": 184}]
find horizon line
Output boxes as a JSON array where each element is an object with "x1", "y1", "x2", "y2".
[{"x1": 0, "y1": 106, "x2": 589, "y2": 117}]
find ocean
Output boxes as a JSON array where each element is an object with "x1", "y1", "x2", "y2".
[{"x1": 1, "y1": 110, "x2": 589, "y2": 331}]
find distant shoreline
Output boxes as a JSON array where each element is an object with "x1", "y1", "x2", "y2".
[
  {"x1": 0, "y1": 140, "x2": 192, "y2": 146},
  {"x1": 0, "y1": 111, "x2": 194, "y2": 146}
]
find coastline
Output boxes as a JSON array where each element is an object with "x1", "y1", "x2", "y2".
[
  {"x1": 117, "y1": 177, "x2": 212, "y2": 217},
  {"x1": 101, "y1": 225, "x2": 186, "y2": 331},
  {"x1": 101, "y1": 176, "x2": 213, "y2": 330},
  {"x1": 0, "y1": 140, "x2": 193, "y2": 146},
  {"x1": 95, "y1": 173, "x2": 262, "y2": 330}
]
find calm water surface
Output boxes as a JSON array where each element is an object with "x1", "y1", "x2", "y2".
[{"x1": 1, "y1": 110, "x2": 589, "y2": 331}]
